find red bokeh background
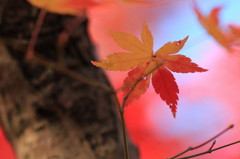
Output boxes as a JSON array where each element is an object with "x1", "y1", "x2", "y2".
[{"x1": 1, "y1": 0, "x2": 240, "y2": 158}]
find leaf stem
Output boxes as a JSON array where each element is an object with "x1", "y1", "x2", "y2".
[
  {"x1": 118, "y1": 62, "x2": 164, "y2": 158},
  {"x1": 122, "y1": 62, "x2": 163, "y2": 111},
  {"x1": 26, "y1": 9, "x2": 47, "y2": 59},
  {"x1": 119, "y1": 107, "x2": 130, "y2": 159},
  {"x1": 112, "y1": 94, "x2": 129, "y2": 159},
  {"x1": 168, "y1": 124, "x2": 234, "y2": 159}
]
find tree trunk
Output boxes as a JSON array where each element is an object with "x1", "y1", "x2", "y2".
[{"x1": 0, "y1": 0, "x2": 138, "y2": 159}]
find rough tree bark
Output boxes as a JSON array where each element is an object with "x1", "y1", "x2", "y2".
[{"x1": 0, "y1": 0, "x2": 138, "y2": 159}]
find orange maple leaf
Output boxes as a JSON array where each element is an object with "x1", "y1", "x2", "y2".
[
  {"x1": 92, "y1": 22, "x2": 207, "y2": 117},
  {"x1": 27, "y1": 0, "x2": 100, "y2": 15},
  {"x1": 27, "y1": 0, "x2": 147, "y2": 15},
  {"x1": 194, "y1": 3, "x2": 240, "y2": 52},
  {"x1": 228, "y1": 25, "x2": 240, "y2": 48}
]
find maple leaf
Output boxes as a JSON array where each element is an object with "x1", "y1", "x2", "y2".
[
  {"x1": 92, "y1": 22, "x2": 207, "y2": 117},
  {"x1": 194, "y1": 3, "x2": 240, "y2": 52},
  {"x1": 27, "y1": 0, "x2": 147, "y2": 15},
  {"x1": 228, "y1": 25, "x2": 240, "y2": 47},
  {"x1": 27, "y1": 0, "x2": 100, "y2": 15}
]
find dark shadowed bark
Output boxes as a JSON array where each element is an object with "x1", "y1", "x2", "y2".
[{"x1": 0, "y1": 0, "x2": 138, "y2": 159}]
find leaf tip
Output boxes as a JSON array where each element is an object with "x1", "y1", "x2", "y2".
[
  {"x1": 183, "y1": 35, "x2": 189, "y2": 43},
  {"x1": 170, "y1": 104, "x2": 177, "y2": 118},
  {"x1": 176, "y1": 36, "x2": 189, "y2": 46},
  {"x1": 91, "y1": 60, "x2": 100, "y2": 67},
  {"x1": 202, "y1": 68, "x2": 208, "y2": 72},
  {"x1": 198, "y1": 67, "x2": 208, "y2": 73},
  {"x1": 143, "y1": 21, "x2": 148, "y2": 26},
  {"x1": 173, "y1": 113, "x2": 176, "y2": 118}
]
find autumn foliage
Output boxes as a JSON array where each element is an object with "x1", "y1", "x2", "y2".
[
  {"x1": 1, "y1": 1, "x2": 237, "y2": 159},
  {"x1": 92, "y1": 23, "x2": 207, "y2": 117}
]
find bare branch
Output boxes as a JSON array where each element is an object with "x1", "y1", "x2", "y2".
[
  {"x1": 168, "y1": 124, "x2": 234, "y2": 159},
  {"x1": 176, "y1": 140, "x2": 240, "y2": 159},
  {"x1": 193, "y1": 125, "x2": 234, "y2": 149}
]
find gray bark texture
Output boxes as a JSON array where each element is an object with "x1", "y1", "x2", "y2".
[{"x1": 0, "y1": 0, "x2": 138, "y2": 159}]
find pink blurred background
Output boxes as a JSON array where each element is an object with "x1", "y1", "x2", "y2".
[{"x1": 1, "y1": 0, "x2": 240, "y2": 158}]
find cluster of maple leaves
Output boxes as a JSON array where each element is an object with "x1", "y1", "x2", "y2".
[
  {"x1": 92, "y1": 24, "x2": 207, "y2": 117},
  {"x1": 27, "y1": 0, "x2": 240, "y2": 117}
]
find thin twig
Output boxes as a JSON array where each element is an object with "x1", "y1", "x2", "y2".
[
  {"x1": 26, "y1": 9, "x2": 47, "y2": 59},
  {"x1": 57, "y1": 16, "x2": 86, "y2": 65},
  {"x1": 208, "y1": 140, "x2": 216, "y2": 151},
  {"x1": 120, "y1": 111, "x2": 129, "y2": 159},
  {"x1": 168, "y1": 124, "x2": 234, "y2": 159},
  {"x1": 176, "y1": 140, "x2": 240, "y2": 159},
  {"x1": 29, "y1": 55, "x2": 114, "y2": 93},
  {"x1": 112, "y1": 94, "x2": 129, "y2": 159},
  {"x1": 193, "y1": 124, "x2": 234, "y2": 149}
]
